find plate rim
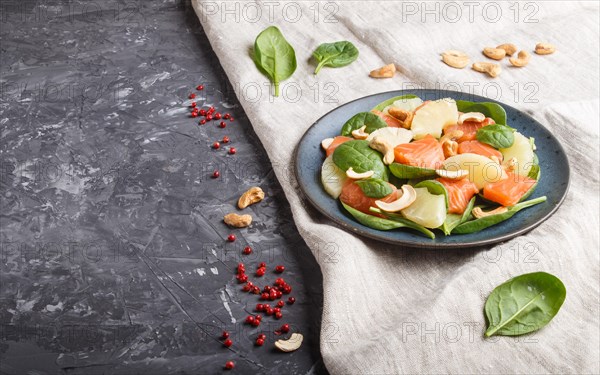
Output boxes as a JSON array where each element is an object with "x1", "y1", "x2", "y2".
[{"x1": 293, "y1": 89, "x2": 570, "y2": 249}]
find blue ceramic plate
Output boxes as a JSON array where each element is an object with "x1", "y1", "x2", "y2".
[{"x1": 294, "y1": 90, "x2": 570, "y2": 248}]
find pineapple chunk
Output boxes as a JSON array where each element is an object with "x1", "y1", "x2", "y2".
[
  {"x1": 500, "y1": 132, "x2": 535, "y2": 177},
  {"x1": 443, "y1": 153, "x2": 507, "y2": 189},
  {"x1": 410, "y1": 98, "x2": 459, "y2": 139},
  {"x1": 401, "y1": 187, "x2": 447, "y2": 228},
  {"x1": 321, "y1": 155, "x2": 347, "y2": 198}
]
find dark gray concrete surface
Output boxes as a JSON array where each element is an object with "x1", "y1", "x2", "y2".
[{"x1": 0, "y1": 1, "x2": 326, "y2": 373}]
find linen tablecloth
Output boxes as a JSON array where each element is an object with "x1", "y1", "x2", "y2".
[{"x1": 193, "y1": 1, "x2": 600, "y2": 373}]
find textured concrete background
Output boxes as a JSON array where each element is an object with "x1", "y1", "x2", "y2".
[{"x1": 0, "y1": 1, "x2": 326, "y2": 373}]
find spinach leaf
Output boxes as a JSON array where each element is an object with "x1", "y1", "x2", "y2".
[
  {"x1": 476, "y1": 124, "x2": 515, "y2": 149},
  {"x1": 453, "y1": 196, "x2": 547, "y2": 234},
  {"x1": 415, "y1": 180, "x2": 449, "y2": 208},
  {"x1": 253, "y1": 26, "x2": 297, "y2": 97},
  {"x1": 440, "y1": 197, "x2": 476, "y2": 235},
  {"x1": 389, "y1": 163, "x2": 437, "y2": 179},
  {"x1": 521, "y1": 166, "x2": 540, "y2": 202},
  {"x1": 342, "y1": 202, "x2": 406, "y2": 231},
  {"x1": 529, "y1": 137, "x2": 537, "y2": 151},
  {"x1": 332, "y1": 140, "x2": 389, "y2": 181},
  {"x1": 528, "y1": 153, "x2": 540, "y2": 180},
  {"x1": 485, "y1": 272, "x2": 566, "y2": 337},
  {"x1": 355, "y1": 178, "x2": 393, "y2": 198},
  {"x1": 340, "y1": 112, "x2": 388, "y2": 136},
  {"x1": 372, "y1": 95, "x2": 419, "y2": 112},
  {"x1": 369, "y1": 208, "x2": 436, "y2": 239},
  {"x1": 456, "y1": 100, "x2": 507, "y2": 125},
  {"x1": 313, "y1": 41, "x2": 359, "y2": 75}
]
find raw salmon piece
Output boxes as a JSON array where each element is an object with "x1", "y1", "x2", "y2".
[
  {"x1": 326, "y1": 136, "x2": 352, "y2": 157},
  {"x1": 458, "y1": 140, "x2": 503, "y2": 161},
  {"x1": 393, "y1": 135, "x2": 445, "y2": 170},
  {"x1": 372, "y1": 110, "x2": 403, "y2": 128},
  {"x1": 339, "y1": 181, "x2": 400, "y2": 216},
  {"x1": 443, "y1": 117, "x2": 495, "y2": 143},
  {"x1": 483, "y1": 171, "x2": 537, "y2": 207},
  {"x1": 437, "y1": 178, "x2": 479, "y2": 214}
]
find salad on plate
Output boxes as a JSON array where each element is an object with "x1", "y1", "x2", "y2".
[{"x1": 320, "y1": 95, "x2": 546, "y2": 239}]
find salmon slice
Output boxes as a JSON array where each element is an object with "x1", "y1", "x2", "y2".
[
  {"x1": 443, "y1": 117, "x2": 495, "y2": 143},
  {"x1": 437, "y1": 177, "x2": 479, "y2": 214},
  {"x1": 483, "y1": 171, "x2": 537, "y2": 207},
  {"x1": 393, "y1": 135, "x2": 445, "y2": 169},
  {"x1": 326, "y1": 136, "x2": 352, "y2": 157},
  {"x1": 339, "y1": 181, "x2": 400, "y2": 216},
  {"x1": 458, "y1": 140, "x2": 503, "y2": 161},
  {"x1": 372, "y1": 110, "x2": 403, "y2": 128}
]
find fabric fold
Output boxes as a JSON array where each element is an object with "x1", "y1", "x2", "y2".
[{"x1": 193, "y1": 1, "x2": 599, "y2": 373}]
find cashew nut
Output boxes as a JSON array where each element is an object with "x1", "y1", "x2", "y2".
[
  {"x1": 346, "y1": 167, "x2": 374, "y2": 180},
  {"x1": 238, "y1": 187, "x2": 265, "y2": 209},
  {"x1": 368, "y1": 137, "x2": 395, "y2": 165},
  {"x1": 351, "y1": 125, "x2": 369, "y2": 140},
  {"x1": 509, "y1": 50, "x2": 530, "y2": 67},
  {"x1": 440, "y1": 130, "x2": 463, "y2": 158},
  {"x1": 441, "y1": 50, "x2": 470, "y2": 69},
  {"x1": 535, "y1": 42, "x2": 556, "y2": 55},
  {"x1": 472, "y1": 62, "x2": 501, "y2": 78},
  {"x1": 440, "y1": 130, "x2": 464, "y2": 144},
  {"x1": 369, "y1": 63, "x2": 396, "y2": 78},
  {"x1": 374, "y1": 185, "x2": 417, "y2": 212},
  {"x1": 442, "y1": 140, "x2": 458, "y2": 158},
  {"x1": 387, "y1": 107, "x2": 414, "y2": 129},
  {"x1": 483, "y1": 47, "x2": 506, "y2": 60},
  {"x1": 274, "y1": 333, "x2": 303, "y2": 352},
  {"x1": 496, "y1": 43, "x2": 517, "y2": 56},
  {"x1": 472, "y1": 206, "x2": 508, "y2": 219},
  {"x1": 224, "y1": 213, "x2": 253, "y2": 228},
  {"x1": 321, "y1": 138, "x2": 334, "y2": 150},
  {"x1": 458, "y1": 112, "x2": 486, "y2": 125},
  {"x1": 435, "y1": 169, "x2": 469, "y2": 180}
]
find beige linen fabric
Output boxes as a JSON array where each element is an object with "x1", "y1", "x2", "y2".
[{"x1": 193, "y1": 1, "x2": 600, "y2": 373}]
